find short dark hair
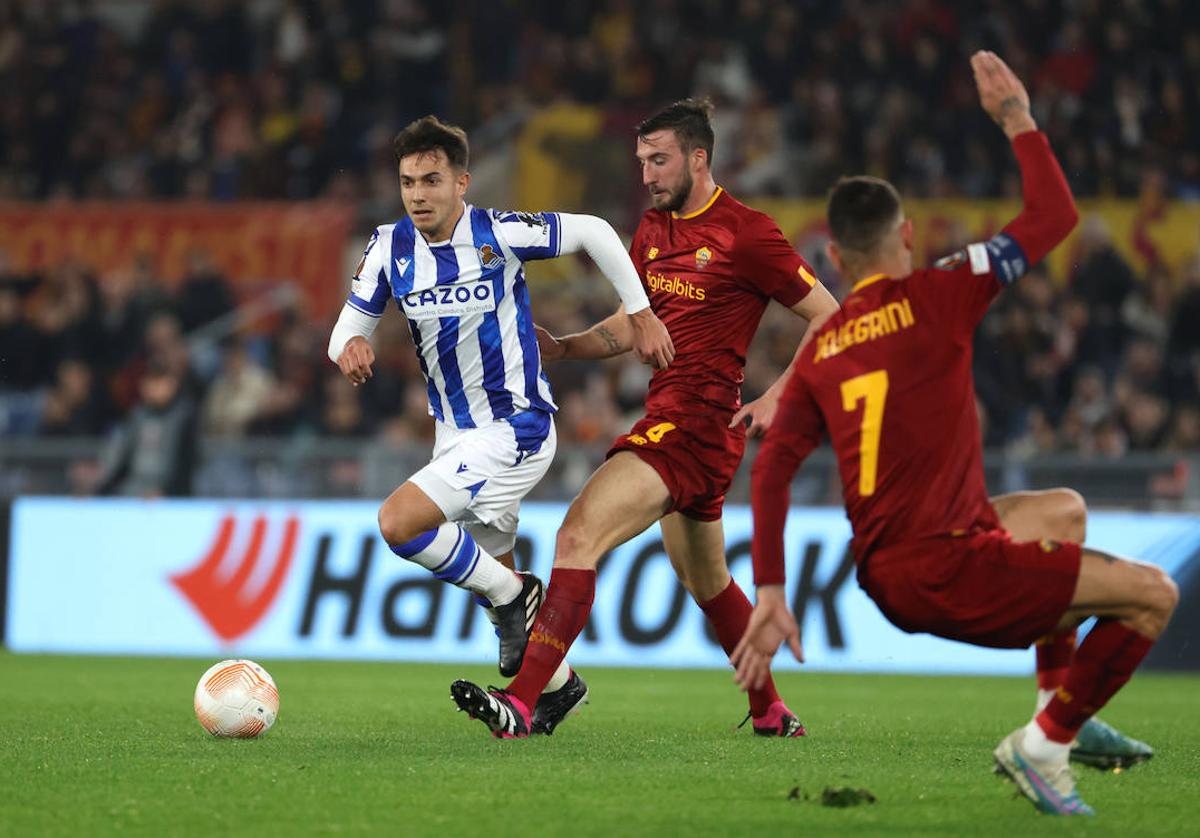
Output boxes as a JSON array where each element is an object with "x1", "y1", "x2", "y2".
[
  {"x1": 392, "y1": 115, "x2": 469, "y2": 169},
  {"x1": 637, "y1": 98, "x2": 716, "y2": 166},
  {"x1": 826, "y1": 176, "x2": 903, "y2": 255}
]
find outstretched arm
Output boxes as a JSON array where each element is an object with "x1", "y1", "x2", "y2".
[
  {"x1": 731, "y1": 369, "x2": 824, "y2": 690},
  {"x1": 537, "y1": 306, "x2": 633, "y2": 362},
  {"x1": 557, "y1": 214, "x2": 674, "y2": 369},
  {"x1": 730, "y1": 282, "x2": 839, "y2": 437},
  {"x1": 972, "y1": 51, "x2": 1079, "y2": 269}
]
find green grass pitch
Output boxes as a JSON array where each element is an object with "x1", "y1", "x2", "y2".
[{"x1": 1, "y1": 653, "x2": 1197, "y2": 836}]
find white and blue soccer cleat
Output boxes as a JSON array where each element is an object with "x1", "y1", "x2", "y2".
[
  {"x1": 1070, "y1": 717, "x2": 1154, "y2": 770},
  {"x1": 994, "y1": 728, "x2": 1095, "y2": 816}
]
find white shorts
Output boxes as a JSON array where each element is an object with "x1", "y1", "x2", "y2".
[{"x1": 409, "y1": 410, "x2": 556, "y2": 556}]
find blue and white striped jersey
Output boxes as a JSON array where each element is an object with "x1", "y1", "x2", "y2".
[{"x1": 347, "y1": 205, "x2": 560, "y2": 429}]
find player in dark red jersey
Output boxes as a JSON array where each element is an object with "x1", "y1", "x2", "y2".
[
  {"x1": 735, "y1": 53, "x2": 1178, "y2": 815},
  {"x1": 450, "y1": 99, "x2": 839, "y2": 738}
]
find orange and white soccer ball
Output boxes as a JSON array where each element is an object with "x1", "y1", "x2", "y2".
[{"x1": 194, "y1": 659, "x2": 279, "y2": 738}]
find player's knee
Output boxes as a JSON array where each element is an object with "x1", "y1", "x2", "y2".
[
  {"x1": 1035, "y1": 488, "x2": 1086, "y2": 543},
  {"x1": 377, "y1": 501, "x2": 418, "y2": 548},
  {"x1": 1147, "y1": 566, "x2": 1179, "y2": 623},
  {"x1": 1053, "y1": 488, "x2": 1087, "y2": 543},
  {"x1": 1133, "y1": 565, "x2": 1178, "y2": 637},
  {"x1": 553, "y1": 522, "x2": 590, "y2": 568}
]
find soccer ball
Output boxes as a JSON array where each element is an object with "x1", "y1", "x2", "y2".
[{"x1": 193, "y1": 659, "x2": 279, "y2": 738}]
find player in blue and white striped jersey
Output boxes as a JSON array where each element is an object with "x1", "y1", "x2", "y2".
[{"x1": 328, "y1": 116, "x2": 673, "y2": 730}]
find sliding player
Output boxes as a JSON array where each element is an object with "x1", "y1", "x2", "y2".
[{"x1": 737, "y1": 53, "x2": 1176, "y2": 815}]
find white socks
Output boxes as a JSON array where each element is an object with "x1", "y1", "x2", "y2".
[
  {"x1": 1022, "y1": 718, "x2": 1071, "y2": 764},
  {"x1": 389, "y1": 523, "x2": 522, "y2": 606},
  {"x1": 543, "y1": 660, "x2": 571, "y2": 693}
]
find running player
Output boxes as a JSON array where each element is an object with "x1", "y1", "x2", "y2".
[
  {"x1": 329, "y1": 116, "x2": 673, "y2": 733},
  {"x1": 450, "y1": 99, "x2": 840, "y2": 738},
  {"x1": 735, "y1": 53, "x2": 1177, "y2": 815}
]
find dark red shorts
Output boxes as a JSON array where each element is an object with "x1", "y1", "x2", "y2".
[
  {"x1": 858, "y1": 529, "x2": 1082, "y2": 649},
  {"x1": 607, "y1": 408, "x2": 745, "y2": 521}
]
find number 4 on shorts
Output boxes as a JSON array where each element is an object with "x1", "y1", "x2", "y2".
[{"x1": 629, "y1": 422, "x2": 676, "y2": 446}]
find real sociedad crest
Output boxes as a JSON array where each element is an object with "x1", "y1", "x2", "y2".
[{"x1": 478, "y1": 244, "x2": 505, "y2": 270}]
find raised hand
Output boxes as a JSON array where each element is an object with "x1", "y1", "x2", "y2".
[
  {"x1": 971, "y1": 50, "x2": 1037, "y2": 139},
  {"x1": 337, "y1": 335, "x2": 375, "y2": 385}
]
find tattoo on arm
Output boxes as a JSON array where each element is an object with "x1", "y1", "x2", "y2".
[
  {"x1": 595, "y1": 324, "x2": 621, "y2": 354},
  {"x1": 997, "y1": 95, "x2": 1027, "y2": 126}
]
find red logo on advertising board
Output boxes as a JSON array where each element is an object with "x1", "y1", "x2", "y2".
[{"x1": 171, "y1": 514, "x2": 299, "y2": 642}]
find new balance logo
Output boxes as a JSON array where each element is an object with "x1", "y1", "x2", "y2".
[{"x1": 171, "y1": 514, "x2": 299, "y2": 643}]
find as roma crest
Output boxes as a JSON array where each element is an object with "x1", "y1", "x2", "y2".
[{"x1": 695, "y1": 246, "x2": 713, "y2": 269}]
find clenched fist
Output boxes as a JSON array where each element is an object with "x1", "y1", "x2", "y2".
[{"x1": 337, "y1": 335, "x2": 375, "y2": 386}]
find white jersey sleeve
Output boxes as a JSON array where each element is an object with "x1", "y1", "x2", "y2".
[
  {"x1": 347, "y1": 226, "x2": 392, "y2": 317},
  {"x1": 488, "y1": 211, "x2": 562, "y2": 262},
  {"x1": 555, "y1": 213, "x2": 650, "y2": 313}
]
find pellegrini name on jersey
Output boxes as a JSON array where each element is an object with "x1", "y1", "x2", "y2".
[{"x1": 813, "y1": 298, "x2": 916, "y2": 363}]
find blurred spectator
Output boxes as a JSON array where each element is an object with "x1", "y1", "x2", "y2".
[
  {"x1": 0, "y1": 1, "x2": 1194, "y2": 205},
  {"x1": 1070, "y1": 217, "x2": 1136, "y2": 365},
  {"x1": 176, "y1": 250, "x2": 236, "y2": 333},
  {"x1": 39, "y1": 357, "x2": 112, "y2": 436},
  {"x1": 319, "y1": 373, "x2": 368, "y2": 438},
  {"x1": 200, "y1": 339, "x2": 276, "y2": 437},
  {"x1": 0, "y1": 282, "x2": 37, "y2": 389},
  {"x1": 93, "y1": 361, "x2": 198, "y2": 498},
  {"x1": 0, "y1": 0, "x2": 1197, "y2": 465},
  {"x1": 1123, "y1": 392, "x2": 1170, "y2": 451}
]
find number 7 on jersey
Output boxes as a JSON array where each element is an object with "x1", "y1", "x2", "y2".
[{"x1": 840, "y1": 370, "x2": 889, "y2": 497}]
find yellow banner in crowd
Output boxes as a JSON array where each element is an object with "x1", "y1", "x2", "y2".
[
  {"x1": 754, "y1": 197, "x2": 1200, "y2": 284},
  {"x1": 514, "y1": 102, "x2": 1200, "y2": 284},
  {"x1": 0, "y1": 202, "x2": 354, "y2": 315}
]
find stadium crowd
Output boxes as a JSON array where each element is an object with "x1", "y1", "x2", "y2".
[
  {"x1": 0, "y1": 1, "x2": 1197, "y2": 203},
  {"x1": 0, "y1": 0, "x2": 1198, "y2": 493}
]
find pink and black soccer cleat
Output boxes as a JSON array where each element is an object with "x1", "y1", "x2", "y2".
[
  {"x1": 744, "y1": 701, "x2": 807, "y2": 737},
  {"x1": 451, "y1": 679, "x2": 531, "y2": 739}
]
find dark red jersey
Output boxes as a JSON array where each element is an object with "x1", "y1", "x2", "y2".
[
  {"x1": 630, "y1": 187, "x2": 818, "y2": 415},
  {"x1": 751, "y1": 132, "x2": 1078, "y2": 584}
]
